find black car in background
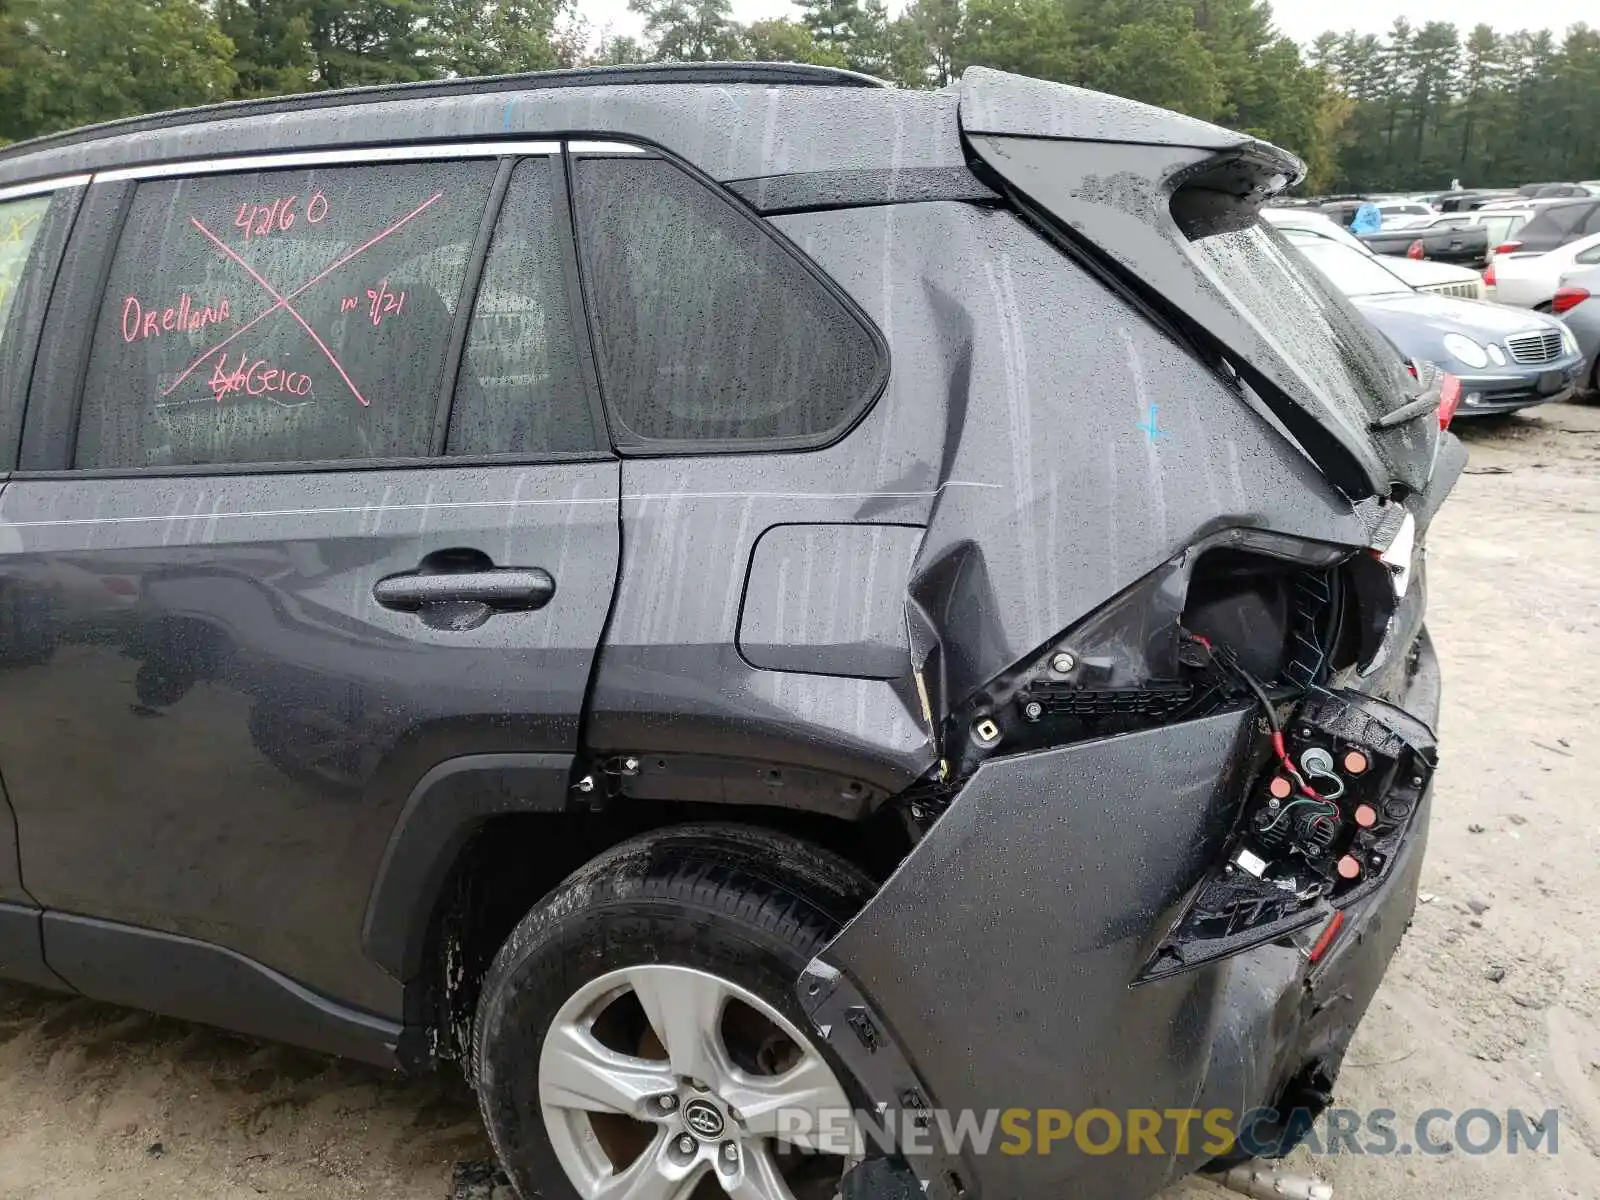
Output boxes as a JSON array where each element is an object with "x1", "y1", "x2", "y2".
[
  {"x1": 0, "y1": 64, "x2": 1454, "y2": 1200},
  {"x1": 1359, "y1": 221, "x2": 1489, "y2": 267}
]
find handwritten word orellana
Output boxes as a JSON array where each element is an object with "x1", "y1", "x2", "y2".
[
  {"x1": 122, "y1": 294, "x2": 231, "y2": 343},
  {"x1": 208, "y1": 350, "x2": 313, "y2": 403}
]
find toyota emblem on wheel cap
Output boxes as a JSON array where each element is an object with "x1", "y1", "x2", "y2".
[{"x1": 683, "y1": 1099, "x2": 725, "y2": 1139}]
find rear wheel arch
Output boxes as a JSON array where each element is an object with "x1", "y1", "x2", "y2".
[
  {"x1": 470, "y1": 823, "x2": 878, "y2": 1200},
  {"x1": 404, "y1": 803, "x2": 908, "y2": 1071}
]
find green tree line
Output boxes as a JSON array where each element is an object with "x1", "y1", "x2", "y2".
[
  {"x1": 1, "y1": 0, "x2": 1596, "y2": 194},
  {"x1": 1311, "y1": 21, "x2": 1600, "y2": 190}
]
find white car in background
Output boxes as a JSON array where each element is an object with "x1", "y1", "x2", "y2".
[
  {"x1": 1487, "y1": 231, "x2": 1600, "y2": 309},
  {"x1": 1376, "y1": 201, "x2": 1436, "y2": 229},
  {"x1": 1263, "y1": 208, "x2": 1486, "y2": 299}
]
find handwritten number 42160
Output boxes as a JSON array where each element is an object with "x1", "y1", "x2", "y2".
[{"x1": 234, "y1": 191, "x2": 329, "y2": 243}]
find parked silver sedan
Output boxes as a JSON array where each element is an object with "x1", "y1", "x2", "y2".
[{"x1": 1557, "y1": 262, "x2": 1600, "y2": 396}]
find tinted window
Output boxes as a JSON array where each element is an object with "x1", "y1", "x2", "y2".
[
  {"x1": 572, "y1": 156, "x2": 881, "y2": 446},
  {"x1": 78, "y1": 160, "x2": 496, "y2": 469},
  {"x1": 449, "y1": 158, "x2": 596, "y2": 457},
  {"x1": 1190, "y1": 222, "x2": 1413, "y2": 428},
  {"x1": 0, "y1": 194, "x2": 52, "y2": 349},
  {"x1": 1521, "y1": 203, "x2": 1589, "y2": 242}
]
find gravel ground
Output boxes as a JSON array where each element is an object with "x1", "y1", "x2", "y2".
[{"x1": 1, "y1": 402, "x2": 1597, "y2": 1200}]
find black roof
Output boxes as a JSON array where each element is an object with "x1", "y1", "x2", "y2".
[
  {"x1": 0, "y1": 61, "x2": 955, "y2": 190},
  {"x1": 0, "y1": 63, "x2": 886, "y2": 165}
]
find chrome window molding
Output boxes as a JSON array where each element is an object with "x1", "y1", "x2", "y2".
[
  {"x1": 0, "y1": 174, "x2": 92, "y2": 202},
  {"x1": 94, "y1": 141, "x2": 567, "y2": 183}
]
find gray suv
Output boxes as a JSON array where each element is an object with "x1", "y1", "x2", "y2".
[{"x1": 0, "y1": 63, "x2": 1456, "y2": 1200}]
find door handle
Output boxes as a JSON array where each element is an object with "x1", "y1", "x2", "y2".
[{"x1": 374, "y1": 567, "x2": 555, "y2": 614}]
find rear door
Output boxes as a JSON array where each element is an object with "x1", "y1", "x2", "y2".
[
  {"x1": 0, "y1": 177, "x2": 83, "y2": 988},
  {"x1": 0, "y1": 145, "x2": 618, "y2": 1017}
]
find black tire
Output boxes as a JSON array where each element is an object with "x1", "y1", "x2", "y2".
[{"x1": 472, "y1": 823, "x2": 877, "y2": 1200}]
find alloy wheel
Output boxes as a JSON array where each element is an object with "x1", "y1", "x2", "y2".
[{"x1": 538, "y1": 964, "x2": 853, "y2": 1200}]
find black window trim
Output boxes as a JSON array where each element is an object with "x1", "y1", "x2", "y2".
[
  {"x1": 0, "y1": 178, "x2": 88, "y2": 471},
  {"x1": 566, "y1": 139, "x2": 891, "y2": 458},
  {"x1": 16, "y1": 139, "x2": 621, "y2": 480}
]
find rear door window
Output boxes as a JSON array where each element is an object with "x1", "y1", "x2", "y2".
[
  {"x1": 76, "y1": 160, "x2": 497, "y2": 469},
  {"x1": 570, "y1": 154, "x2": 883, "y2": 449}
]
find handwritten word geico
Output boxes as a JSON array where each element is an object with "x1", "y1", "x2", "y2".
[{"x1": 208, "y1": 350, "x2": 313, "y2": 403}]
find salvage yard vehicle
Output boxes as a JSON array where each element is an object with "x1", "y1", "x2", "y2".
[
  {"x1": 1284, "y1": 233, "x2": 1584, "y2": 416},
  {"x1": 1359, "y1": 219, "x2": 1489, "y2": 269},
  {"x1": 0, "y1": 64, "x2": 1455, "y2": 1200},
  {"x1": 1262, "y1": 208, "x2": 1486, "y2": 298},
  {"x1": 1488, "y1": 230, "x2": 1600, "y2": 309},
  {"x1": 1554, "y1": 262, "x2": 1600, "y2": 395}
]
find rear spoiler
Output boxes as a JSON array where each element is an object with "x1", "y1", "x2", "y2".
[
  {"x1": 960, "y1": 66, "x2": 1301, "y2": 165},
  {"x1": 956, "y1": 69, "x2": 1439, "y2": 501}
]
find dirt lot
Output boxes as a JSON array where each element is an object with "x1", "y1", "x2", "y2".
[{"x1": 1, "y1": 403, "x2": 1598, "y2": 1200}]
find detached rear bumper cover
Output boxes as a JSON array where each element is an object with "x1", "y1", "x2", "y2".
[{"x1": 799, "y1": 633, "x2": 1442, "y2": 1200}]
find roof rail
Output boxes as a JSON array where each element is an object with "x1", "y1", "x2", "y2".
[{"x1": 0, "y1": 62, "x2": 888, "y2": 163}]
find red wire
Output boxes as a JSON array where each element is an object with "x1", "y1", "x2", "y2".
[{"x1": 1272, "y1": 731, "x2": 1326, "y2": 801}]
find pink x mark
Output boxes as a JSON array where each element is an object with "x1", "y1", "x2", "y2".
[{"x1": 163, "y1": 192, "x2": 445, "y2": 404}]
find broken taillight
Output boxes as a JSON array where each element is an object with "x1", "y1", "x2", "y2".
[
  {"x1": 1438, "y1": 373, "x2": 1462, "y2": 429},
  {"x1": 1552, "y1": 287, "x2": 1591, "y2": 315}
]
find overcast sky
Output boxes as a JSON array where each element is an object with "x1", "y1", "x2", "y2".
[{"x1": 576, "y1": 0, "x2": 1596, "y2": 51}]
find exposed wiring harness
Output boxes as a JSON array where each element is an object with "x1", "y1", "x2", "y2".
[{"x1": 1182, "y1": 630, "x2": 1336, "y2": 815}]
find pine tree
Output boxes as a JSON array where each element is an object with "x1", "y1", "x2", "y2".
[
  {"x1": 0, "y1": 0, "x2": 236, "y2": 141},
  {"x1": 218, "y1": 0, "x2": 316, "y2": 97},
  {"x1": 629, "y1": 0, "x2": 738, "y2": 62}
]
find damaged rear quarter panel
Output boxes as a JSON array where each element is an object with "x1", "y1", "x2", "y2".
[{"x1": 772, "y1": 203, "x2": 1372, "y2": 710}]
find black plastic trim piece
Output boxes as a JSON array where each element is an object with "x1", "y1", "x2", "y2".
[
  {"x1": 42, "y1": 912, "x2": 402, "y2": 1065},
  {"x1": 435, "y1": 156, "x2": 516, "y2": 456},
  {"x1": 0, "y1": 185, "x2": 85, "y2": 470},
  {"x1": 19, "y1": 180, "x2": 133, "y2": 471},
  {"x1": 727, "y1": 167, "x2": 1000, "y2": 214},
  {"x1": 361, "y1": 752, "x2": 573, "y2": 980},
  {"x1": 614, "y1": 753, "x2": 885, "y2": 821},
  {"x1": 0, "y1": 65, "x2": 887, "y2": 167}
]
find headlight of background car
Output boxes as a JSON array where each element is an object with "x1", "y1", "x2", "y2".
[{"x1": 1442, "y1": 333, "x2": 1490, "y2": 369}]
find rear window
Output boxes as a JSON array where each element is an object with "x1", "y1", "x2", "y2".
[
  {"x1": 1521, "y1": 203, "x2": 1592, "y2": 242},
  {"x1": 571, "y1": 155, "x2": 883, "y2": 449},
  {"x1": 1185, "y1": 222, "x2": 1415, "y2": 428}
]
